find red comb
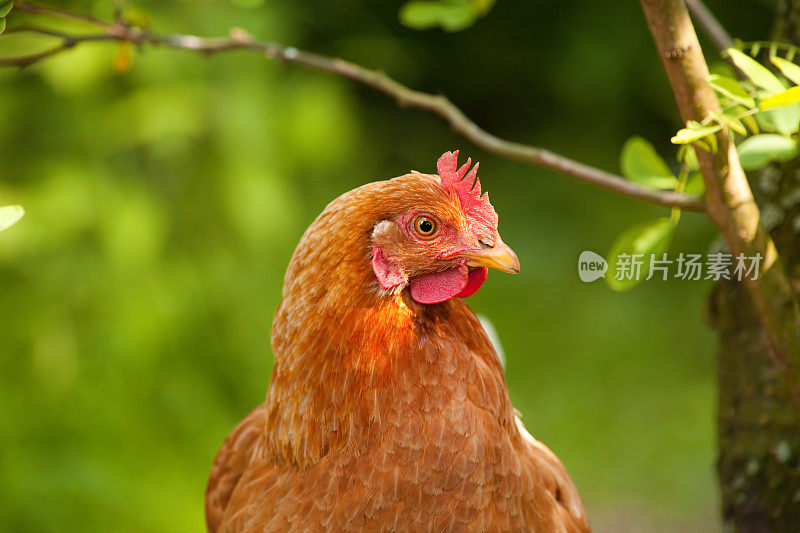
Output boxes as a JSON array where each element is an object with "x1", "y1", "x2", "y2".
[{"x1": 436, "y1": 150, "x2": 498, "y2": 234}]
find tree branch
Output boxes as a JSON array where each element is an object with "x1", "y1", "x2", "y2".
[
  {"x1": 640, "y1": 0, "x2": 800, "y2": 420},
  {"x1": 685, "y1": 0, "x2": 733, "y2": 51},
  {"x1": 0, "y1": 1, "x2": 704, "y2": 212}
]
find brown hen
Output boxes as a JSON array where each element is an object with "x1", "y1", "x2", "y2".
[{"x1": 205, "y1": 151, "x2": 589, "y2": 532}]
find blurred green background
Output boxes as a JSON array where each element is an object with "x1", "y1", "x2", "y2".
[{"x1": 0, "y1": 0, "x2": 780, "y2": 531}]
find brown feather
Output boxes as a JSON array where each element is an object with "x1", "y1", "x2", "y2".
[{"x1": 206, "y1": 173, "x2": 590, "y2": 531}]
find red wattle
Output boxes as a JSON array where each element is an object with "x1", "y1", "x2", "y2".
[
  {"x1": 409, "y1": 266, "x2": 488, "y2": 304},
  {"x1": 409, "y1": 266, "x2": 468, "y2": 304},
  {"x1": 456, "y1": 267, "x2": 488, "y2": 298}
]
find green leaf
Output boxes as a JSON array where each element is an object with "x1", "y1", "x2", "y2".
[
  {"x1": 677, "y1": 144, "x2": 699, "y2": 171},
  {"x1": 769, "y1": 42, "x2": 779, "y2": 59},
  {"x1": 757, "y1": 104, "x2": 800, "y2": 135},
  {"x1": 742, "y1": 113, "x2": 760, "y2": 134},
  {"x1": 707, "y1": 74, "x2": 755, "y2": 108},
  {"x1": 671, "y1": 123, "x2": 721, "y2": 144},
  {"x1": 727, "y1": 48, "x2": 785, "y2": 94},
  {"x1": 605, "y1": 218, "x2": 675, "y2": 292},
  {"x1": 684, "y1": 172, "x2": 705, "y2": 195},
  {"x1": 399, "y1": 0, "x2": 493, "y2": 32},
  {"x1": 737, "y1": 134, "x2": 799, "y2": 170},
  {"x1": 717, "y1": 112, "x2": 747, "y2": 135},
  {"x1": 771, "y1": 56, "x2": 800, "y2": 85},
  {"x1": 760, "y1": 86, "x2": 800, "y2": 109},
  {"x1": 0, "y1": 0, "x2": 11, "y2": 18},
  {"x1": 619, "y1": 136, "x2": 678, "y2": 189},
  {"x1": 0, "y1": 17, "x2": 5, "y2": 35},
  {"x1": 0, "y1": 205, "x2": 24, "y2": 231}
]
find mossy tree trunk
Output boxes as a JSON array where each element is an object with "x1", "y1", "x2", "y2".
[
  {"x1": 712, "y1": 5, "x2": 800, "y2": 529},
  {"x1": 712, "y1": 166, "x2": 800, "y2": 532}
]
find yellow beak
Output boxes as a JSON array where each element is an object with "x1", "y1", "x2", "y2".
[{"x1": 458, "y1": 237, "x2": 520, "y2": 274}]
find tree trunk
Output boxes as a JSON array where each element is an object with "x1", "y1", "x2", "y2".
[
  {"x1": 711, "y1": 4, "x2": 800, "y2": 528},
  {"x1": 712, "y1": 161, "x2": 800, "y2": 531}
]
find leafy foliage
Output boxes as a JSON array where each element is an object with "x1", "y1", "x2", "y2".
[
  {"x1": 672, "y1": 45, "x2": 800, "y2": 170},
  {"x1": 620, "y1": 137, "x2": 678, "y2": 189},
  {"x1": 727, "y1": 49, "x2": 784, "y2": 93},
  {"x1": 605, "y1": 217, "x2": 676, "y2": 292},
  {"x1": 671, "y1": 121, "x2": 722, "y2": 149},
  {"x1": 608, "y1": 137, "x2": 692, "y2": 291},
  {"x1": 605, "y1": 42, "x2": 800, "y2": 292},
  {"x1": 759, "y1": 86, "x2": 800, "y2": 109},
  {"x1": 609, "y1": 44, "x2": 800, "y2": 293},
  {"x1": 706, "y1": 74, "x2": 755, "y2": 108},
  {"x1": 399, "y1": 0, "x2": 495, "y2": 32},
  {"x1": 737, "y1": 134, "x2": 798, "y2": 169},
  {"x1": 771, "y1": 56, "x2": 800, "y2": 85},
  {"x1": 0, "y1": 0, "x2": 12, "y2": 34}
]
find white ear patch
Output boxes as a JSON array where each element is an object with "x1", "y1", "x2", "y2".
[{"x1": 372, "y1": 220, "x2": 395, "y2": 241}]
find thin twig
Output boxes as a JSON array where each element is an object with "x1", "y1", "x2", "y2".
[
  {"x1": 1, "y1": 1, "x2": 705, "y2": 212},
  {"x1": 685, "y1": 0, "x2": 733, "y2": 51}
]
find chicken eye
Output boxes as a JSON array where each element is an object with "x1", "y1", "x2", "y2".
[{"x1": 413, "y1": 216, "x2": 438, "y2": 237}]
